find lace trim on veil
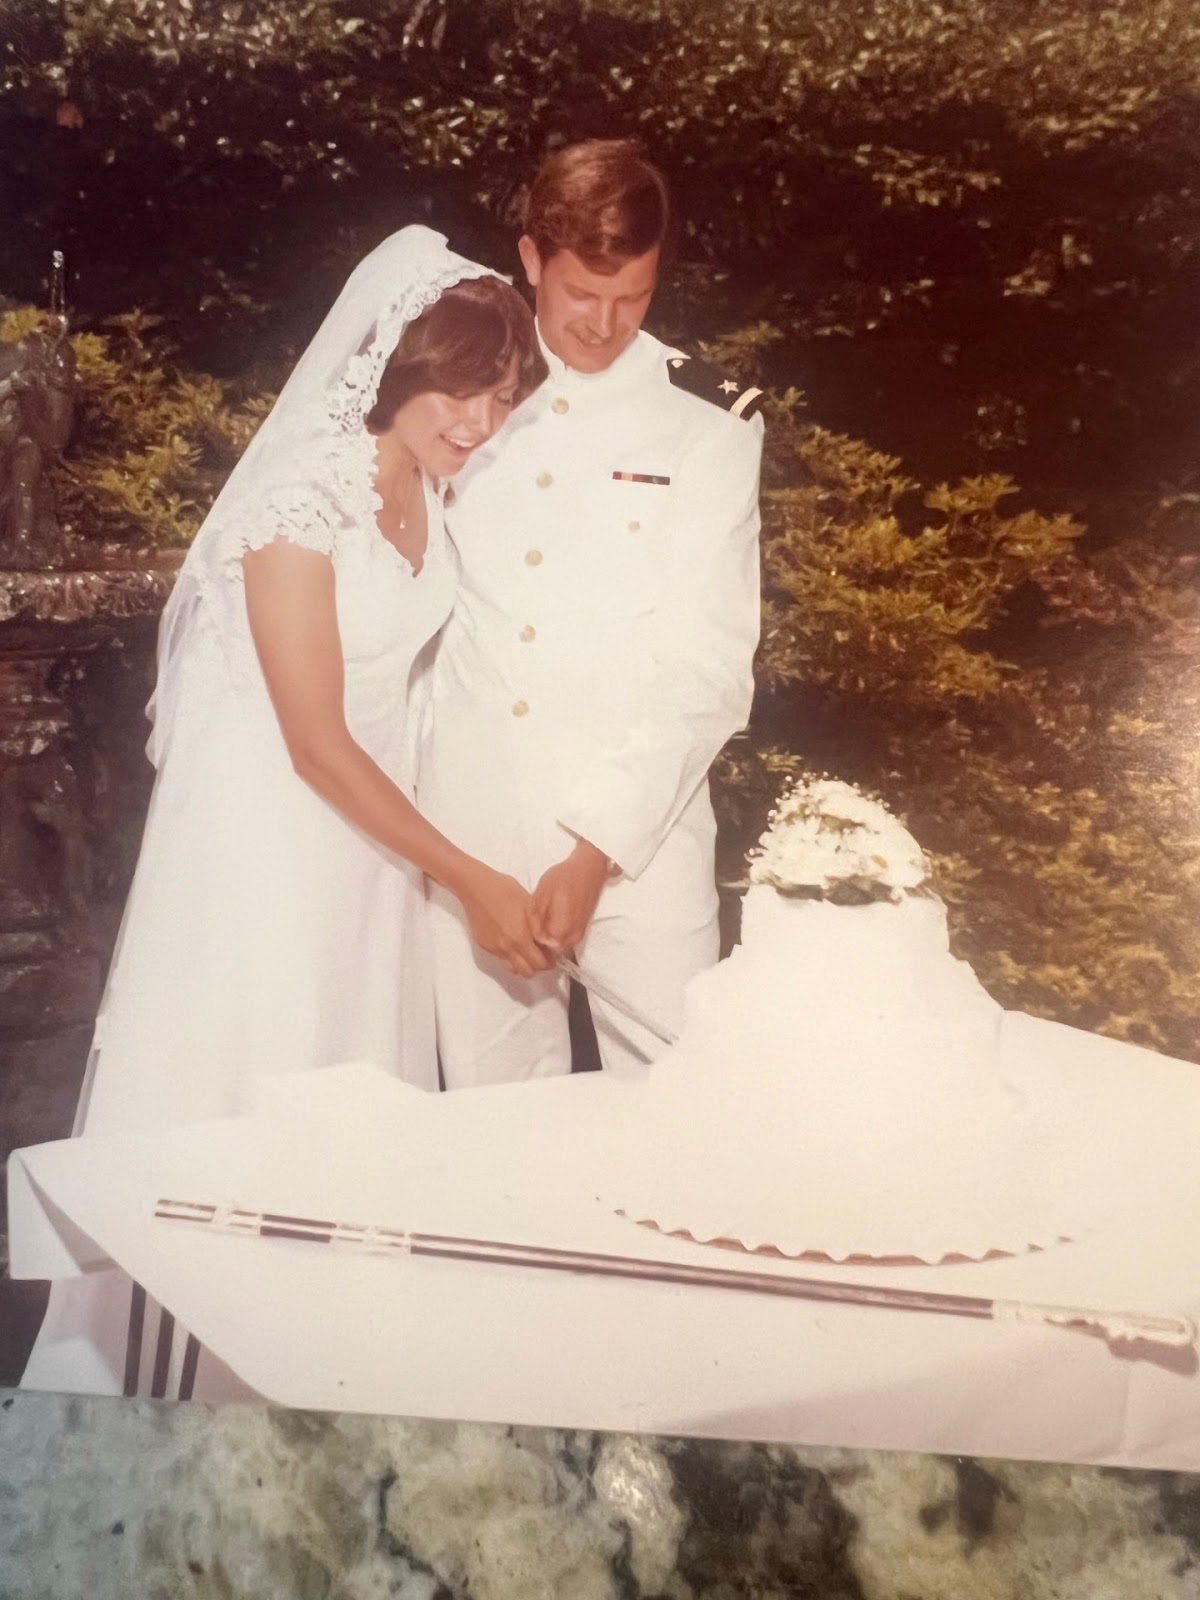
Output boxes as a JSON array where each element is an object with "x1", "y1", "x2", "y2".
[
  {"x1": 148, "y1": 230, "x2": 499, "y2": 766},
  {"x1": 212, "y1": 263, "x2": 490, "y2": 577}
]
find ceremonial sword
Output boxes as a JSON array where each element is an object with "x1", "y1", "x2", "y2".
[{"x1": 153, "y1": 1199, "x2": 1197, "y2": 1352}]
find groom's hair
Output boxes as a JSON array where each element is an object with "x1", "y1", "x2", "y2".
[
  {"x1": 523, "y1": 139, "x2": 675, "y2": 270},
  {"x1": 366, "y1": 275, "x2": 546, "y2": 432}
]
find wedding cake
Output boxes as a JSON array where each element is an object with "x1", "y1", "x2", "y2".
[{"x1": 605, "y1": 778, "x2": 1103, "y2": 1262}]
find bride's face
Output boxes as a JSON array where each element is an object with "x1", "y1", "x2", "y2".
[{"x1": 382, "y1": 359, "x2": 521, "y2": 478}]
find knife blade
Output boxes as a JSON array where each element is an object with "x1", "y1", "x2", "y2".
[{"x1": 553, "y1": 952, "x2": 680, "y2": 1047}]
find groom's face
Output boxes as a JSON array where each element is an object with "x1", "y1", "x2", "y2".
[{"x1": 518, "y1": 237, "x2": 659, "y2": 374}]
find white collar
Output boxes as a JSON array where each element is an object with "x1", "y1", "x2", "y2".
[{"x1": 536, "y1": 323, "x2": 657, "y2": 390}]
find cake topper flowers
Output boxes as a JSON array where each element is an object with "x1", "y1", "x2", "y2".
[{"x1": 748, "y1": 776, "x2": 931, "y2": 904}]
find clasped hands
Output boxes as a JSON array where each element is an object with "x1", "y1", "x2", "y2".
[{"x1": 461, "y1": 837, "x2": 611, "y2": 979}]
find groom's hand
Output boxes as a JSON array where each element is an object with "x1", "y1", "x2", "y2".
[
  {"x1": 531, "y1": 838, "x2": 611, "y2": 952},
  {"x1": 455, "y1": 861, "x2": 553, "y2": 979}
]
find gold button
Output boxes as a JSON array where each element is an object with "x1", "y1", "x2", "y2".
[
  {"x1": 551, "y1": 397, "x2": 569, "y2": 415},
  {"x1": 536, "y1": 471, "x2": 554, "y2": 489},
  {"x1": 525, "y1": 549, "x2": 543, "y2": 567},
  {"x1": 519, "y1": 624, "x2": 536, "y2": 642},
  {"x1": 512, "y1": 699, "x2": 530, "y2": 717},
  {"x1": 628, "y1": 520, "x2": 641, "y2": 532}
]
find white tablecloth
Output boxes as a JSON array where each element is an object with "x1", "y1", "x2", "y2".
[{"x1": 9, "y1": 1016, "x2": 1200, "y2": 1468}]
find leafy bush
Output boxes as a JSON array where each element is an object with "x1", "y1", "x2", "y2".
[{"x1": 1, "y1": 305, "x2": 264, "y2": 547}]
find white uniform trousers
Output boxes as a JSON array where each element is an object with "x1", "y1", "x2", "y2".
[{"x1": 429, "y1": 820, "x2": 720, "y2": 1086}]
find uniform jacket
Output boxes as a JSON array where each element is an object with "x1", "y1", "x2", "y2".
[{"x1": 422, "y1": 326, "x2": 764, "y2": 886}]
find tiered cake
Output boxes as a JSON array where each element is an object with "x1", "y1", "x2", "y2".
[{"x1": 606, "y1": 778, "x2": 1102, "y2": 1262}]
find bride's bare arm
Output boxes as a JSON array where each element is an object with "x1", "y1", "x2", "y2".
[{"x1": 243, "y1": 538, "x2": 550, "y2": 977}]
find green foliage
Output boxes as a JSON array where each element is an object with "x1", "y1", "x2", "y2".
[
  {"x1": 0, "y1": 306, "x2": 265, "y2": 547},
  {"x1": 911, "y1": 744, "x2": 1200, "y2": 1060},
  {"x1": 12, "y1": 3, "x2": 1200, "y2": 316},
  {"x1": 755, "y1": 391, "x2": 1082, "y2": 711},
  {"x1": 6, "y1": 0, "x2": 1197, "y2": 525}
]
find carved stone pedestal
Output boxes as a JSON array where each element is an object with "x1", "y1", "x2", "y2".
[{"x1": 0, "y1": 554, "x2": 179, "y2": 1263}]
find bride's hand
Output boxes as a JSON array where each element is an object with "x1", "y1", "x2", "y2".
[{"x1": 457, "y1": 862, "x2": 553, "y2": 979}]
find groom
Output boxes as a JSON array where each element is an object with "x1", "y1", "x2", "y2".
[{"x1": 423, "y1": 138, "x2": 764, "y2": 1082}]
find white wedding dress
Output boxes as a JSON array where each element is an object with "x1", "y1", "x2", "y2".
[
  {"x1": 18, "y1": 226, "x2": 496, "y2": 1397},
  {"x1": 78, "y1": 469, "x2": 453, "y2": 1137},
  {"x1": 21, "y1": 477, "x2": 455, "y2": 1398}
]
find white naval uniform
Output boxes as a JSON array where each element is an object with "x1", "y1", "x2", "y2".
[{"x1": 421, "y1": 327, "x2": 763, "y2": 1082}]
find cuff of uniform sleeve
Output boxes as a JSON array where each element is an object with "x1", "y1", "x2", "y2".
[
  {"x1": 557, "y1": 799, "x2": 659, "y2": 884},
  {"x1": 561, "y1": 826, "x2": 625, "y2": 881}
]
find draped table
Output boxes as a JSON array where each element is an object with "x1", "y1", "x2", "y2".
[{"x1": 9, "y1": 1012, "x2": 1200, "y2": 1468}]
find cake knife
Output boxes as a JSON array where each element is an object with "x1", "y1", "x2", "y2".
[{"x1": 552, "y1": 952, "x2": 679, "y2": 1047}]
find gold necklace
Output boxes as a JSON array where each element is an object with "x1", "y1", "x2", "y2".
[{"x1": 390, "y1": 464, "x2": 422, "y2": 532}]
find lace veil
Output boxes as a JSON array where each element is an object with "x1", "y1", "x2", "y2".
[{"x1": 147, "y1": 224, "x2": 500, "y2": 766}]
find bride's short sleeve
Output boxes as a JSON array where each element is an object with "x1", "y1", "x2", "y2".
[
  {"x1": 234, "y1": 479, "x2": 347, "y2": 564},
  {"x1": 191, "y1": 471, "x2": 358, "y2": 687}
]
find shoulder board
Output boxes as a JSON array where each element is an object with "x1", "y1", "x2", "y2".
[{"x1": 666, "y1": 354, "x2": 765, "y2": 421}]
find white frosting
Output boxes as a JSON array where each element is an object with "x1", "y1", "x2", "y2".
[
  {"x1": 734, "y1": 888, "x2": 998, "y2": 1026},
  {"x1": 604, "y1": 784, "x2": 1106, "y2": 1262},
  {"x1": 748, "y1": 778, "x2": 928, "y2": 901}
]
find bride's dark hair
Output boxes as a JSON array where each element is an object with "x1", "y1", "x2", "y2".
[{"x1": 365, "y1": 275, "x2": 546, "y2": 433}]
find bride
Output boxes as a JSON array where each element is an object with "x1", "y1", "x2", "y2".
[
  {"x1": 81, "y1": 224, "x2": 551, "y2": 1135},
  {"x1": 19, "y1": 225, "x2": 552, "y2": 1395}
]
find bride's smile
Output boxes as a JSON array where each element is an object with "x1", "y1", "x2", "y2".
[{"x1": 371, "y1": 363, "x2": 520, "y2": 486}]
